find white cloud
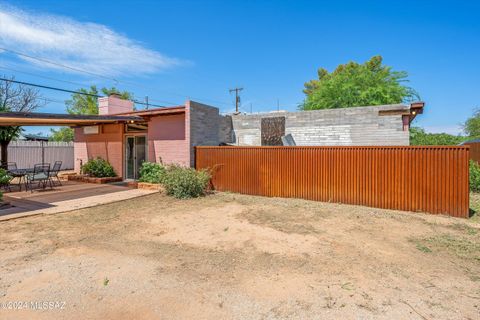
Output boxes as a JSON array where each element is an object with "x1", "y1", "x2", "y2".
[
  {"x1": 0, "y1": 4, "x2": 185, "y2": 77},
  {"x1": 423, "y1": 125, "x2": 464, "y2": 135}
]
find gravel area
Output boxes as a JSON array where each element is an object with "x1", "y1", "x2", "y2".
[{"x1": 0, "y1": 192, "x2": 479, "y2": 319}]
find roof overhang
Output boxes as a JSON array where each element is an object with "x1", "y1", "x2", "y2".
[
  {"x1": 378, "y1": 101, "x2": 425, "y2": 124},
  {"x1": 0, "y1": 112, "x2": 143, "y2": 126}
]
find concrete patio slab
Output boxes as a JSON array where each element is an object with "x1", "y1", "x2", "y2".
[{"x1": 0, "y1": 181, "x2": 158, "y2": 221}]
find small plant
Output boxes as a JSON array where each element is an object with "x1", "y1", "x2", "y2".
[
  {"x1": 0, "y1": 168, "x2": 11, "y2": 185},
  {"x1": 163, "y1": 165, "x2": 211, "y2": 199},
  {"x1": 103, "y1": 277, "x2": 109, "y2": 286},
  {"x1": 82, "y1": 157, "x2": 116, "y2": 178},
  {"x1": 139, "y1": 162, "x2": 166, "y2": 184},
  {"x1": 0, "y1": 168, "x2": 11, "y2": 201},
  {"x1": 469, "y1": 160, "x2": 480, "y2": 192}
]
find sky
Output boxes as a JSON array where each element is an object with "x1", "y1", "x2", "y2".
[{"x1": 0, "y1": 0, "x2": 479, "y2": 136}]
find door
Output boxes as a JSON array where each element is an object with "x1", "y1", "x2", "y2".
[{"x1": 125, "y1": 135, "x2": 147, "y2": 180}]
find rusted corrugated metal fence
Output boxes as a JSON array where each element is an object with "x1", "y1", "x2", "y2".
[
  {"x1": 196, "y1": 146, "x2": 470, "y2": 218},
  {"x1": 462, "y1": 141, "x2": 480, "y2": 164}
]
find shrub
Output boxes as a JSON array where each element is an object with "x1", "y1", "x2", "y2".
[
  {"x1": 0, "y1": 168, "x2": 11, "y2": 185},
  {"x1": 0, "y1": 168, "x2": 11, "y2": 202},
  {"x1": 163, "y1": 165, "x2": 211, "y2": 199},
  {"x1": 139, "y1": 162, "x2": 166, "y2": 184},
  {"x1": 81, "y1": 157, "x2": 116, "y2": 178},
  {"x1": 470, "y1": 160, "x2": 480, "y2": 192}
]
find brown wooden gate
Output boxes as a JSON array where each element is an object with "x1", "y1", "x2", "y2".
[{"x1": 195, "y1": 146, "x2": 470, "y2": 218}]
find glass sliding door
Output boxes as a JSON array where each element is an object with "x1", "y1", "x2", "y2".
[
  {"x1": 125, "y1": 135, "x2": 147, "y2": 180},
  {"x1": 135, "y1": 136, "x2": 146, "y2": 179}
]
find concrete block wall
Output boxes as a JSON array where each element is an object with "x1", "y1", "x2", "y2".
[
  {"x1": 227, "y1": 104, "x2": 411, "y2": 146},
  {"x1": 188, "y1": 101, "x2": 222, "y2": 166}
]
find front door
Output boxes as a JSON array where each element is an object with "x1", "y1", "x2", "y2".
[{"x1": 125, "y1": 135, "x2": 147, "y2": 180}]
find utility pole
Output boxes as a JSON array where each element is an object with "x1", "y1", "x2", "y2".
[
  {"x1": 145, "y1": 96, "x2": 149, "y2": 109},
  {"x1": 277, "y1": 99, "x2": 279, "y2": 111},
  {"x1": 229, "y1": 87, "x2": 243, "y2": 114}
]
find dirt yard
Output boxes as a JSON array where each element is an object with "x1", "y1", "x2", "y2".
[{"x1": 0, "y1": 192, "x2": 479, "y2": 320}]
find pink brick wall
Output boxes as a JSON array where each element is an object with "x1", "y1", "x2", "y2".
[
  {"x1": 98, "y1": 95, "x2": 134, "y2": 115},
  {"x1": 74, "y1": 124, "x2": 124, "y2": 178},
  {"x1": 147, "y1": 113, "x2": 190, "y2": 166}
]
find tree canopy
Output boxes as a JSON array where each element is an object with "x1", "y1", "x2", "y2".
[
  {"x1": 301, "y1": 56, "x2": 419, "y2": 110},
  {"x1": 0, "y1": 77, "x2": 43, "y2": 164},
  {"x1": 65, "y1": 86, "x2": 134, "y2": 115},
  {"x1": 51, "y1": 86, "x2": 134, "y2": 142},
  {"x1": 409, "y1": 127, "x2": 465, "y2": 146},
  {"x1": 463, "y1": 109, "x2": 480, "y2": 138},
  {"x1": 49, "y1": 127, "x2": 74, "y2": 142}
]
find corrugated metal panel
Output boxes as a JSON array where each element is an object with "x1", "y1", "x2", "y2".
[
  {"x1": 464, "y1": 141, "x2": 480, "y2": 164},
  {"x1": 196, "y1": 146, "x2": 470, "y2": 218},
  {"x1": 6, "y1": 141, "x2": 74, "y2": 170}
]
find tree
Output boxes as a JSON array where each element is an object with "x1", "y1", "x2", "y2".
[
  {"x1": 0, "y1": 77, "x2": 43, "y2": 166},
  {"x1": 301, "y1": 56, "x2": 419, "y2": 110},
  {"x1": 52, "y1": 86, "x2": 134, "y2": 141},
  {"x1": 49, "y1": 127, "x2": 74, "y2": 142},
  {"x1": 463, "y1": 109, "x2": 480, "y2": 138},
  {"x1": 65, "y1": 86, "x2": 134, "y2": 115},
  {"x1": 409, "y1": 127, "x2": 465, "y2": 145}
]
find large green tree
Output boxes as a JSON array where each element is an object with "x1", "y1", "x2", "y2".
[
  {"x1": 0, "y1": 77, "x2": 43, "y2": 165},
  {"x1": 66, "y1": 86, "x2": 133, "y2": 115},
  {"x1": 49, "y1": 127, "x2": 74, "y2": 142},
  {"x1": 463, "y1": 109, "x2": 480, "y2": 138},
  {"x1": 51, "y1": 86, "x2": 134, "y2": 141},
  {"x1": 301, "y1": 56, "x2": 419, "y2": 110}
]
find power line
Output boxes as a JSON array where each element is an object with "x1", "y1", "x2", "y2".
[
  {"x1": 1, "y1": 47, "x2": 233, "y2": 108},
  {"x1": 0, "y1": 47, "x2": 119, "y2": 83},
  {"x1": 0, "y1": 77, "x2": 166, "y2": 108},
  {"x1": 0, "y1": 65, "x2": 88, "y2": 88}
]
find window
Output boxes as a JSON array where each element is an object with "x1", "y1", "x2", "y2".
[{"x1": 125, "y1": 122, "x2": 148, "y2": 132}]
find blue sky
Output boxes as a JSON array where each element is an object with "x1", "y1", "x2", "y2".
[{"x1": 0, "y1": 0, "x2": 479, "y2": 136}]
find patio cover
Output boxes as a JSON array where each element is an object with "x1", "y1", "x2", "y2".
[{"x1": 0, "y1": 112, "x2": 143, "y2": 126}]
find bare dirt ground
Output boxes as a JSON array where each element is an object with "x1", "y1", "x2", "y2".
[{"x1": 0, "y1": 192, "x2": 479, "y2": 320}]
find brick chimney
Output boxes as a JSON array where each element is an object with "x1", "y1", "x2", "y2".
[{"x1": 98, "y1": 93, "x2": 134, "y2": 115}]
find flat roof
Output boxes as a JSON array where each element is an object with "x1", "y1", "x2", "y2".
[{"x1": 0, "y1": 112, "x2": 143, "y2": 126}]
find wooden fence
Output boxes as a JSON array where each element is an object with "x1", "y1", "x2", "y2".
[
  {"x1": 196, "y1": 146, "x2": 470, "y2": 218},
  {"x1": 6, "y1": 141, "x2": 74, "y2": 170}
]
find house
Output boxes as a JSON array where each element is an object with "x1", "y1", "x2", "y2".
[
  {"x1": 19, "y1": 133, "x2": 50, "y2": 141},
  {"x1": 0, "y1": 94, "x2": 424, "y2": 180},
  {"x1": 71, "y1": 94, "x2": 226, "y2": 179}
]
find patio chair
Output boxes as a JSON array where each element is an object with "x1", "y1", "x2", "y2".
[
  {"x1": 49, "y1": 161, "x2": 62, "y2": 186},
  {"x1": 26, "y1": 163, "x2": 52, "y2": 192},
  {"x1": 6, "y1": 162, "x2": 27, "y2": 191},
  {"x1": 7, "y1": 162, "x2": 18, "y2": 173}
]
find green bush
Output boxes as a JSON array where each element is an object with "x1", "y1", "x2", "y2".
[
  {"x1": 470, "y1": 160, "x2": 480, "y2": 192},
  {"x1": 0, "y1": 168, "x2": 11, "y2": 185},
  {"x1": 163, "y1": 165, "x2": 211, "y2": 199},
  {"x1": 82, "y1": 157, "x2": 116, "y2": 178},
  {"x1": 139, "y1": 162, "x2": 166, "y2": 184}
]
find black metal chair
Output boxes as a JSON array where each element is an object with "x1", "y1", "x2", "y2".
[
  {"x1": 6, "y1": 162, "x2": 25, "y2": 191},
  {"x1": 26, "y1": 163, "x2": 52, "y2": 192},
  {"x1": 49, "y1": 161, "x2": 62, "y2": 186},
  {"x1": 7, "y1": 162, "x2": 18, "y2": 173}
]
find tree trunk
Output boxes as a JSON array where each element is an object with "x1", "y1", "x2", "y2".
[{"x1": 0, "y1": 140, "x2": 9, "y2": 169}]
